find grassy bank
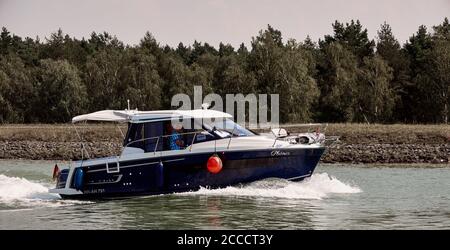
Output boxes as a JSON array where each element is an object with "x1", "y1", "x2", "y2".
[{"x1": 0, "y1": 123, "x2": 449, "y2": 163}]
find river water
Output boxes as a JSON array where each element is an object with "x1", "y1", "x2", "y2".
[{"x1": 0, "y1": 160, "x2": 449, "y2": 229}]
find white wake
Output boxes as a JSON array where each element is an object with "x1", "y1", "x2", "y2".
[
  {"x1": 179, "y1": 173, "x2": 362, "y2": 200},
  {"x1": 0, "y1": 172, "x2": 362, "y2": 208},
  {"x1": 0, "y1": 174, "x2": 88, "y2": 209}
]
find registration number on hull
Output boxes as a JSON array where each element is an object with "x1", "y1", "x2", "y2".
[{"x1": 83, "y1": 188, "x2": 106, "y2": 194}]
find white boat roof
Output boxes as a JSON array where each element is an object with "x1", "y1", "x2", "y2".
[{"x1": 72, "y1": 109, "x2": 233, "y2": 123}]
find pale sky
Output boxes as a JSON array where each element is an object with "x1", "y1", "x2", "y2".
[{"x1": 0, "y1": 0, "x2": 449, "y2": 48}]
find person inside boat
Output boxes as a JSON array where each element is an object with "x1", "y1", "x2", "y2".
[{"x1": 167, "y1": 123, "x2": 185, "y2": 150}]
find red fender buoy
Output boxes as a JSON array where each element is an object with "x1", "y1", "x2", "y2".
[{"x1": 207, "y1": 155, "x2": 223, "y2": 174}]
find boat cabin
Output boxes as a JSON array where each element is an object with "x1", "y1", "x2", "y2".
[{"x1": 71, "y1": 109, "x2": 256, "y2": 155}]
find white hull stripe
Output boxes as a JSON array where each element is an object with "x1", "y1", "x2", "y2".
[
  {"x1": 86, "y1": 174, "x2": 123, "y2": 185},
  {"x1": 85, "y1": 158, "x2": 185, "y2": 173}
]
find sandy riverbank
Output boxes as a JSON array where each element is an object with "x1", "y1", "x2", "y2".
[{"x1": 0, "y1": 124, "x2": 448, "y2": 164}]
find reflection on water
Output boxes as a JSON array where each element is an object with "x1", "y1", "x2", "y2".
[{"x1": 1, "y1": 160, "x2": 450, "y2": 229}]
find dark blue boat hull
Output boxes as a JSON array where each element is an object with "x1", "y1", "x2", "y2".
[{"x1": 58, "y1": 147, "x2": 325, "y2": 199}]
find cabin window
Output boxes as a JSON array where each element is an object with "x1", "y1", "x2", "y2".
[
  {"x1": 143, "y1": 122, "x2": 164, "y2": 152},
  {"x1": 203, "y1": 118, "x2": 255, "y2": 138},
  {"x1": 161, "y1": 119, "x2": 216, "y2": 150},
  {"x1": 124, "y1": 118, "x2": 226, "y2": 152},
  {"x1": 124, "y1": 123, "x2": 144, "y2": 149},
  {"x1": 124, "y1": 122, "x2": 163, "y2": 152}
]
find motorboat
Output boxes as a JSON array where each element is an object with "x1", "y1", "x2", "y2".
[{"x1": 49, "y1": 106, "x2": 331, "y2": 199}]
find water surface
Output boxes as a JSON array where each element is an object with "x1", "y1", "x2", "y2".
[{"x1": 1, "y1": 160, "x2": 449, "y2": 229}]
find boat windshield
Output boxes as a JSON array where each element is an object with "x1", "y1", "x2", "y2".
[{"x1": 203, "y1": 118, "x2": 255, "y2": 138}]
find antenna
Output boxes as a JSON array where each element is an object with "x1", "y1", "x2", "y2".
[{"x1": 127, "y1": 99, "x2": 130, "y2": 110}]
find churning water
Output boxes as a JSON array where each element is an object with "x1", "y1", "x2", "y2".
[{"x1": 0, "y1": 160, "x2": 449, "y2": 229}]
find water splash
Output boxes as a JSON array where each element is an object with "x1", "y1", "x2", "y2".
[
  {"x1": 179, "y1": 173, "x2": 362, "y2": 200},
  {"x1": 0, "y1": 172, "x2": 362, "y2": 209},
  {"x1": 0, "y1": 174, "x2": 89, "y2": 209}
]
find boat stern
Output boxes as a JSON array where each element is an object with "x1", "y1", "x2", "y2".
[{"x1": 49, "y1": 164, "x2": 83, "y2": 197}]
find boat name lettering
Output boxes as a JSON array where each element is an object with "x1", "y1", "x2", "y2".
[{"x1": 270, "y1": 150, "x2": 290, "y2": 156}]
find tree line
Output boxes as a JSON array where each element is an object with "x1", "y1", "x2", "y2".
[{"x1": 0, "y1": 19, "x2": 449, "y2": 124}]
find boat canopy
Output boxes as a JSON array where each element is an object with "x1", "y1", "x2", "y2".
[{"x1": 72, "y1": 109, "x2": 233, "y2": 123}]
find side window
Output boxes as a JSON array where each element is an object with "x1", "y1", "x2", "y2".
[
  {"x1": 124, "y1": 122, "x2": 165, "y2": 152},
  {"x1": 143, "y1": 122, "x2": 164, "y2": 152},
  {"x1": 177, "y1": 119, "x2": 213, "y2": 146},
  {"x1": 124, "y1": 123, "x2": 144, "y2": 149},
  {"x1": 162, "y1": 119, "x2": 202, "y2": 150},
  {"x1": 163, "y1": 120, "x2": 187, "y2": 150}
]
